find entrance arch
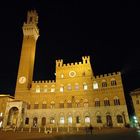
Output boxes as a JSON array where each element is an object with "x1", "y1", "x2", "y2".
[
  {"x1": 106, "y1": 115, "x2": 113, "y2": 127},
  {"x1": 7, "y1": 107, "x2": 19, "y2": 127}
]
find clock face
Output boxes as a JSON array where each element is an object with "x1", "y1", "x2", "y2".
[
  {"x1": 19, "y1": 76, "x2": 26, "y2": 84},
  {"x1": 69, "y1": 71, "x2": 76, "y2": 77}
]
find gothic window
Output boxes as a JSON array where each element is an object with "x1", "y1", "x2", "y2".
[
  {"x1": 33, "y1": 117, "x2": 38, "y2": 127},
  {"x1": 27, "y1": 104, "x2": 31, "y2": 109},
  {"x1": 85, "y1": 116, "x2": 90, "y2": 123},
  {"x1": 68, "y1": 116, "x2": 72, "y2": 124},
  {"x1": 50, "y1": 101, "x2": 55, "y2": 108},
  {"x1": 76, "y1": 116, "x2": 80, "y2": 124},
  {"x1": 25, "y1": 117, "x2": 29, "y2": 125},
  {"x1": 102, "y1": 80, "x2": 107, "y2": 87},
  {"x1": 97, "y1": 116, "x2": 102, "y2": 123},
  {"x1": 67, "y1": 101, "x2": 72, "y2": 108},
  {"x1": 41, "y1": 117, "x2": 46, "y2": 126},
  {"x1": 36, "y1": 85, "x2": 40, "y2": 93},
  {"x1": 95, "y1": 98, "x2": 100, "y2": 107},
  {"x1": 59, "y1": 102, "x2": 64, "y2": 108},
  {"x1": 44, "y1": 85, "x2": 47, "y2": 93},
  {"x1": 50, "y1": 117, "x2": 55, "y2": 124},
  {"x1": 60, "y1": 86, "x2": 64, "y2": 92},
  {"x1": 83, "y1": 83, "x2": 88, "y2": 90},
  {"x1": 34, "y1": 103, "x2": 39, "y2": 109},
  {"x1": 51, "y1": 85, "x2": 55, "y2": 92},
  {"x1": 42, "y1": 102, "x2": 47, "y2": 109},
  {"x1": 67, "y1": 84, "x2": 72, "y2": 90},
  {"x1": 116, "y1": 115, "x2": 123, "y2": 123},
  {"x1": 111, "y1": 79, "x2": 117, "y2": 86},
  {"x1": 60, "y1": 116, "x2": 64, "y2": 124},
  {"x1": 93, "y1": 81, "x2": 98, "y2": 89},
  {"x1": 114, "y1": 97, "x2": 120, "y2": 105},
  {"x1": 75, "y1": 83, "x2": 79, "y2": 90},
  {"x1": 104, "y1": 98, "x2": 110, "y2": 106},
  {"x1": 75, "y1": 100, "x2": 80, "y2": 107},
  {"x1": 83, "y1": 99, "x2": 89, "y2": 107}
]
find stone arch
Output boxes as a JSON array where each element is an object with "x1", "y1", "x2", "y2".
[{"x1": 7, "y1": 107, "x2": 19, "y2": 126}]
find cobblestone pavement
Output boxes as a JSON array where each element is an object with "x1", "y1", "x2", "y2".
[{"x1": 0, "y1": 128, "x2": 140, "y2": 140}]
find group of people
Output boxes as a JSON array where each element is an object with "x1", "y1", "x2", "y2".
[{"x1": 85, "y1": 125, "x2": 93, "y2": 134}]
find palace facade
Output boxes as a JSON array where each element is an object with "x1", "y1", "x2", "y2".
[{"x1": 1, "y1": 10, "x2": 129, "y2": 130}]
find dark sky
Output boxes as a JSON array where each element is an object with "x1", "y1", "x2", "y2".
[{"x1": 0, "y1": 0, "x2": 139, "y2": 108}]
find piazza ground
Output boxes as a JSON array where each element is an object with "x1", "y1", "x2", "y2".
[{"x1": 0, "y1": 128, "x2": 140, "y2": 140}]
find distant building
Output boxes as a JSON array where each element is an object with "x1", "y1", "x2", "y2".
[
  {"x1": 130, "y1": 88, "x2": 140, "y2": 125},
  {"x1": 2, "y1": 10, "x2": 129, "y2": 130},
  {"x1": 0, "y1": 94, "x2": 14, "y2": 128}
]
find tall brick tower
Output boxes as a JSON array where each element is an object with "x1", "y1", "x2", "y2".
[{"x1": 15, "y1": 10, "x2": 39, "y2": 98}]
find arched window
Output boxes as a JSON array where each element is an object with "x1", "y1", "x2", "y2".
[
  {"x1": 67, "y1": 100, "x2": 72, "y2": 108},
  {"x1": 85, "y1": 116, "x2": 90, "y2": 124},
  {"x1": 75, "y1": 83, "x2": 79, "y2": 90},
  {"x1": 60, "y1": 85, "x2": 64, "y2": 92},
  {"x1": 25, "y1": 117, "x2": 29, "y2": 125},
  {"x1": 76, "y1": 116, "x2": 80, "y2": 124},
  {"x1": 34, "y1": 103, "x2": 39, "y2": 109},
  {"x1": 83, "y1": 83, "x2": 88, "y2": 90},
  {"x1": 41, "y1": 117, "x2": 46, "y2": 126},
  {"x1": 36, "y1": 85, "x2": 40, "y2": 93},
  {"x1": 75, "y1": 100, "x2": 80, "y2": 107},
  {"x1": 60, "y1": 116, "x2": 64, "y2": 124},
  {"x1": 33, "y1": 117, "x2": 38, "y2": 127},
  {"x1": 93, "y1": 81, "x2": 98, "y2": 89},
  {"x1": 104, "y1": 98, "x2": 110, "y2": 106},
  {"x1": 114, "y1": 97, "x2": 120, "y2": 105},
  {"x1": 111, "y1": 78, "x2": 117, "y2": 86},
  {"x1": 68, "y1": 116, "x2": 72, "y2": 124},
  {"x1": 83, "y1": 99, "x2": 89, "y2": 107},
  {"x1": 51, "y1": 85, "x2": 55, "y2": 92},
  {"x1": 42, "y1": 102, "x2": 47, "y2": 109},
  {"x1": 106, "y1": 115, "x2": 112, "y2": 127},
  {"x1": 95, "y1": 98, "x2": 100, "y2": 107},
  {"x1": 96, "y1": 116, "x2": 102, "y2": 123},
  {"x1": 50, "y1": 117, "x2": 55, "y2": 124},
  {"x1": 67, "y1": 84, "x2": 72, "y2": 90},
  {"x1": 102, "y1": 80, "x2": 107, "y2": 87},
  {"x1": 59, "y1": 102, "x2": 64, "y2": 108},
  {"x1": 50, "y1": 101, "x2": 55, "y2": 108},
  {"x1": 27, "y1": 103, "x2": 31, "y2": 109},
  {"x1": 117, "y1": 115, "x2": 123, "y2": 123},
  {"x1": 44, "y1": 85, "x2": 47, "y2": 93}
]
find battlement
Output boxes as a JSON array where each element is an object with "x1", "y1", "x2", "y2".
[
  {"x1": 26, "y1": 10, "x2": 38, "y2": 25},
  {"x1": 95, "y1": 72, "x2": 121, "y2": 78},
  {"x1": 56, "y1": 56, "x2": 90, "y2": 67},
  {"x1": 32, "y1": 80, "x2": 56, "y2": 84}
]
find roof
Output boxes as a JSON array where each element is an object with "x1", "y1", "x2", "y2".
[{"x1": 130, "y1": 88, "x2": 140, "y2": 96}]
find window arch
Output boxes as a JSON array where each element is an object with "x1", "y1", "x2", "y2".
[
  {"x1": 67, "y1": 84, "x2": 72, "y2": 90},
  {"x1": 68, "y1": 116, "x2": 72, "y2": 124},
  {"x1": 93, "y1": 81, "x2": 98, "y2": 89},
  {"x1": 51, "y1": 85, "x2": 55, "y2": 92},
  {"x1": 114, "y1": 96, "x2": 120, "y2": 105},
  {"x1": 50, "y1": 101, "x2": 55, "y2": 108},
  {"x1": 34, "y1": 102, "x2": 39, "y2": 109},
  {"x1": 42, "y1": 101, "x2": 47, "y2": 109},
  {"x1": 33, "y1": 117, "x2": 38, "y2": 127},
  {"x1": 83, "y1": 82, "x2": 88, "y2": 90},
  {"x1": 36, "y1": 85, "x2": 40, "y2": 93},
  {"x1": 59, "y1": 101, "x2": 64, "y2": 108},
  {"x1": 83, "y1": 99, "x2": 89, "y2": 107},
  {"x1": 95, "y1": 98, "x2": 100, "y2": 107},
  {"x1": 67, "y1": 100, "x2": 72, "y2": 108},
  {"x1": 50, "y1": 117, "x2": 55, "y2": 124},
  {"x1": 60, "y1": 85, "x2": 64, "y2": 92},
  {"x1": 44, "y1": 85, "x2": 47, "y2": 93},
  {"x1": 41, "y1": 117, "x2": 46, "y2": 126},
  {"x1": 25, "y1": 117, "x2": 29, "y2": 125},
  {"x1": 75, "y1": 83, "x2": 79, "y2": 90},
  {"x1": 116, "y1": 115, "x2": 123, "y2": 123},
  {"x1": 102, "y1": 80, "x2": 107, "y2": 87},
  {"x1": 104, "y1": 98, "x2": 110, "y2": 106},
  {"x1": 111, "y1": 78, "x2": 117, "y2": 86}
]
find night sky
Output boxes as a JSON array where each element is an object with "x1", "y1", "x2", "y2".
[{"x1": 0, "y1": 1, "x2": 139, "y2": 113}]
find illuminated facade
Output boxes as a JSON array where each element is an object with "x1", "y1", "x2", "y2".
[
  {"x1": 2, "y1": 10, "x2": 129, "y2": 130},
  {"x1": 130, "y1": 89, "x2": 140, "y2": 125}
]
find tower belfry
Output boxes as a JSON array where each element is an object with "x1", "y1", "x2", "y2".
[{"x1": 15, "y1": 10, "x2": 39, "y2": 98}]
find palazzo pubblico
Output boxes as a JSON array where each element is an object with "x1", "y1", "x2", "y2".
[{"x1": 0, "y1": 10, "x2": 129, "y2": 131}]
